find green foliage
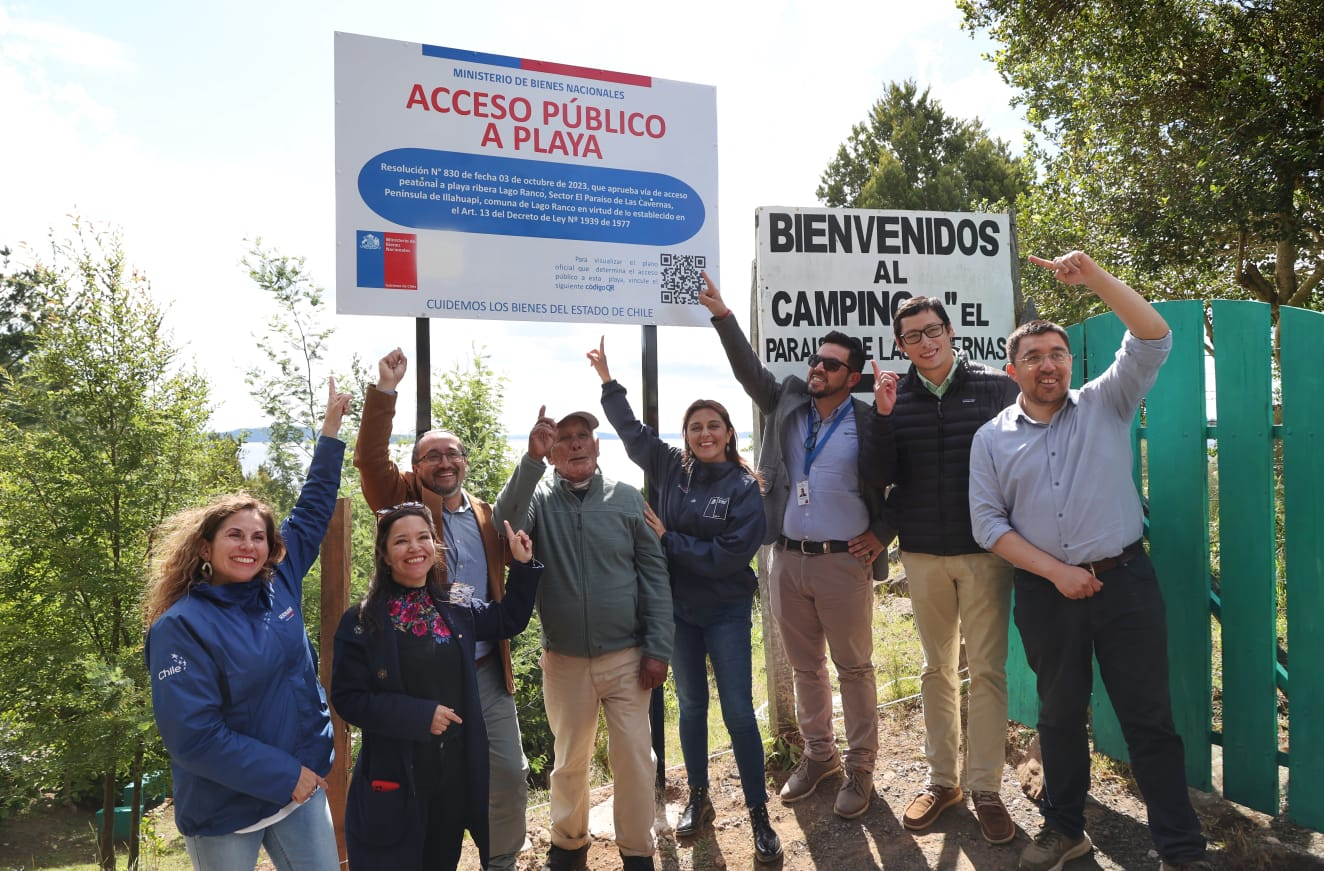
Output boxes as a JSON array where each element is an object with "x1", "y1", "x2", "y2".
[
  {"x1": 961, "y1": 0, "x2": 1324, "y2": 313},
  {"x1": 429, "y1": 348, "x2": 513, "y2": 502},
  {"x1": 510, "y1": 613, "x2": 552, "y2": 786},
  {"x1": 0, "y1": 222, "x2": 234, "y2": 859},
  {"x1": 818, "y1": 79, "x2": 1027, "y2": 212},
  {"x1": 242, "y1": 239, "x2": 376, "y2": 634},
  {"x1": 0, "y1": 244, "x2": 61, "y2": 392},
  {"x1": 242, "y1": 240, "x2": 338, "y2": 514}
]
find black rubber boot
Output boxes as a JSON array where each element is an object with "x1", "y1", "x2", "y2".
[
  {"x1": 620, "y1": 854, "x2": 655, "y2": 871},
  {"x1": 542, "y1": 843, "x2": 589, "y2": 871},
  {"x1": 750, "y1": 802, "x2": 784, "y2": 864},
  {"x1": 675, "y1": 785, "x2": 716, "y2": 836}
]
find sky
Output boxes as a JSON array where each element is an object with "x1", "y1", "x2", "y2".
[{"x1": 0, "y1": 0, "x2": 1028, "y2": 452}]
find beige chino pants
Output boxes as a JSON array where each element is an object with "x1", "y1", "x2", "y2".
[
  {"x1": 901, "y1": 550, "x2": 1014, "y2": 793},
  {"x1": 542, "y1": 646, "x2": 656, "y2": 858}
]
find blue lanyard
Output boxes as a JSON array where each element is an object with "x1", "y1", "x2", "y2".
[{"x1": 803, "y1": 402, "x2": 849, "y2": 476}]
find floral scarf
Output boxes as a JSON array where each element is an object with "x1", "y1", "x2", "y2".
[{"x1": 387, "y1": 587, "x2": 453, "y2": 644}]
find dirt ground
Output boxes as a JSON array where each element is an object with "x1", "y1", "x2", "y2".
[
  {"x1": 7, "y1": 700, "x2": 1321, "y2": 871},
  {"x1": 504, "y1": 701, "x2": 1324, "y2": 871}
]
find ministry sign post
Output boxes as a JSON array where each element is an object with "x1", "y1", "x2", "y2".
[{"x1": 334, "y1": 32, "x2": 719, "y2": 326}]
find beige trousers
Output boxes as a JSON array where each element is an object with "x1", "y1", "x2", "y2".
[
  {"x1": 901, "y1": 550, "x2": 1014, "y2": 793},
  {"x1": 769, "y1": 549, "x2": 879, "y2": 772},
  {"x1": 542, "y1": 646, "x2": 656, "y2": 858}
]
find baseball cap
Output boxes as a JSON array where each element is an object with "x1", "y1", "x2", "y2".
[{"x1": 555, "y1": 411, "x2": 600, "y2": 430}]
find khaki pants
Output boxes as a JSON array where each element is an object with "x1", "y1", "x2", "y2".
[
  {"x1": 902, "y1": 550, "x2": 1014, "y2": 793},
  {"x1": 542, "y1": 646, "x2": 656, "y2": 858},
  {"x1": 769, "y1": 549, "x2": 878, "y2": 772}
]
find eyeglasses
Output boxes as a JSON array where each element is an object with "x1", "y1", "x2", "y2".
[
  {"x1": 417, "y1": 449, "x2": 465, "y2": 465},
  {"x1": 375, "y1": 501, "x2": 426, "y2": 517},
  {"x1": 898, "y1": 322, "x2": 948, "y2": 345},
  {"x1": 1015, "y1": 351, "x2": 1073, "y2": 369},
  {"x1": 807, "y1": 354, "x2": 850, "y2": 374}
]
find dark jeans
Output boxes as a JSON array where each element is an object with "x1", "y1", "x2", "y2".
[
  {"x1": 671, "y1": 598, "x2": 769, "y2": 807},
  {"x1": 1014, "y1": 552, "x2": 1206, "y2": 863}
]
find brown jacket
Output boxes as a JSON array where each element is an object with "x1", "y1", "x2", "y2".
[{"x1": 354, "y1": 385, "x2": 516, "y2": 694}]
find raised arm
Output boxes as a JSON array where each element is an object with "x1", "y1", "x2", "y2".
[
  {"x1": 279, "y1": 380, "x2": 350, "y2": 592},
  {"x1": 870, "y1": 361, "x2": 901, "y2": 487},
  {"x1": 492, "y1": 406, "x2": 554, "y2": 532},
  {"x1": 355, "y1": 349, "x2": 412, "y2": 511},
  {"x1": 1028, "y1": 252, "x2": 1168, "y2": 340},
  {"x1": 701, "y1": 271, "x2": 783, "y2": 415}
]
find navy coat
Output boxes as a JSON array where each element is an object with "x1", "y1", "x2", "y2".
[{"x1": 330, "y1": 560, "x2": 540, "y2": 869}]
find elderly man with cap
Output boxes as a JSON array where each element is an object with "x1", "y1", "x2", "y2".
[{"x1": 494, "y1": 406, "x2": 673, "y2": 871}]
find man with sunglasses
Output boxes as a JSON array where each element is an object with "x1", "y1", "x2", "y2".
[
  {"x1": 872, "y1": 296, "x2": 1020, "y2": 844},
  {"x1": 969, "y1": 252, "x2": 1209, "y2": 871},
  {"x1": 699, "y1": 273, "x2": 892, "y2": 820},
  {"x1": 355, "y1": 348, "x2": 532, "y2": 871}
]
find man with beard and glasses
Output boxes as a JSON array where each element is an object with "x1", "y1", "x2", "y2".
[
  {"x1": 355, "y1": 348, "x2": 532, "y2": 871},
  {"x1": 969, "y1": 252, "x2": 1209, "y2": 871},
  {"x1": 699, "y1": 272, "x2": 892, "y2": 821},
  {"x1": 494, "y1": 406, "x2": 673, "y2": 871}
]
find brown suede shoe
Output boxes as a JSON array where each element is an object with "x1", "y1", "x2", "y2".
[
  {"x1": 902, "y1": 783, "x2": 963, "y2": 831},
  {"x1": 971, "y1": 790, "x2": 1016, "y2": 844},
  {"x1": 779, "y1": 752, "x2": 842, "y2": 803}
]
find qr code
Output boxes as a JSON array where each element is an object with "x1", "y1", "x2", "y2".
[{"x1": 659, "y1": 253, "x2": 706, "y2": 304}]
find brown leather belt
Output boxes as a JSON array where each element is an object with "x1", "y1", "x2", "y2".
[
  {"x1": 1077, "y1": 540, "x2": 1145, "y2": 575},
  {"x1": 778, "y1": 535, "x2": 852, "y2": 555},
  {"x1": 474, "y1": 653, "x2": 494, "y2": 668}
]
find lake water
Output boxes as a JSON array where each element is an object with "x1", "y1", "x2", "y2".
[{"x1": 238, "y1": 434, "x2": 753, "y2": 491}]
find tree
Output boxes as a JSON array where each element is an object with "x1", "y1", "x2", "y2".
[
  {"x1": 0, "y1": 244, "x2": 60, "y2": 390},
  {"x1": 243, "y1": 240, "x2": 340, "y2": 514},
  {"x1": 0, "y1": 222, "x2": 239, "y2": 869},
  {"x1": 960, "y1": 0, "x2": 1324, "y2": 315},
  {"x1": 430, "y1": 348, "x2": 514, "y2": 502},
  {"x1": 243, "y1": 240, "x2": 375, "y2": 620},
  {"x1": 818, "y1": 79, "x2": 1027, "y2": 212}
]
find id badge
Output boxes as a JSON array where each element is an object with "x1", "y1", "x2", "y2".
[{"x1": 796, "y1": 479, "x2": 810, "y2": 506}]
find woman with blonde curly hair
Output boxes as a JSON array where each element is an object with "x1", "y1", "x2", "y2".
[{"x1": 145, "y1": 380, "x2": 350, "y2": 871}]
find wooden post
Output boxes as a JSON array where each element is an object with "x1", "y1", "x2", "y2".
[
  {"x1": 747, "y1": 261, "x2": 796, "y2": 738},
  {"x1": 319, "y1": 497, "x2": 352, "y2": 867}
]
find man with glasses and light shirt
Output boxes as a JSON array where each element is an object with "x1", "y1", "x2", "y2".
[
  {"x1": 872, "y1": 296, "x2": 1020, "y2": 845},
  {"x1": 969, "y1": 252, "x2": 1210, "y2": 871},
  {"x1": 494, "y1": 405, "x2": 672, "y2": 871},
  {"x1": 355, "y1": 348, "x2": 532, "y2": 871},
  {"x1": 698, "y1": 272, "x2": 891, "y2": 820}
]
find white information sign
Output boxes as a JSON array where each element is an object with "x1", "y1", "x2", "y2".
[
  {"x1": 334, "y1": 32, "x2": 718, "y2": 326},
  {"x1": 755, "y1": 207, "x2": 1017, "y2": 383}
]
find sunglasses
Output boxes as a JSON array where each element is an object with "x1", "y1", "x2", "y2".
[
  {"x1": 807, "y1": 354, "x2": 851, "y2": 373},
  {"x1": 375, "y1": 501, "x2": 427, "y2": 518}
]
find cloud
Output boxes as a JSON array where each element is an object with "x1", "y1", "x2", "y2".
[{"x1": 0, "y1": 9, "x2": 134, "y2": 70}]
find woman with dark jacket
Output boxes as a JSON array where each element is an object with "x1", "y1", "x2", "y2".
[
  {"x1": 331, "y1": 503, "x2": 540, "y2": 870},
  {"x1": 586, "y1": 338, "x2": 783, "y2": 864}
]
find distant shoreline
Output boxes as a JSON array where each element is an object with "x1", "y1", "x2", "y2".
[{"x1": 221, "y1": 429, "x2": 752, "y2": 443}]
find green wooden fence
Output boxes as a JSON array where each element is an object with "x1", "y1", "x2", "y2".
[{"x1": 1005, "y1": 299, "x2": 1324, "y2": 831}]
